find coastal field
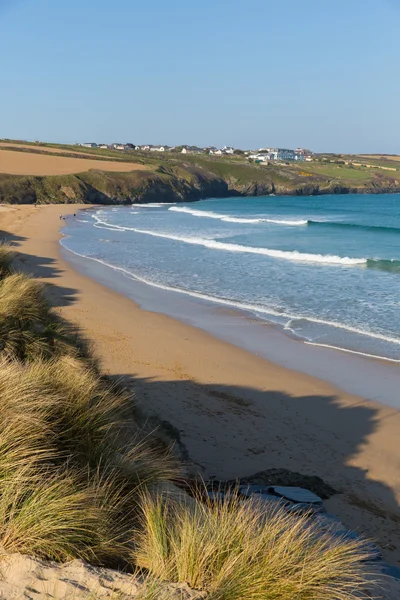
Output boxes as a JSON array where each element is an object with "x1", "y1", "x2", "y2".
[
  {"x1": 0, "y1": 148, "x2": 149, "y2": 176},
  {"x1": 1, "y1": 203, "x2": 399, "y2": 571},
  {"x1": 1, "y1": 140, "x2": 400, "y2": 204}
]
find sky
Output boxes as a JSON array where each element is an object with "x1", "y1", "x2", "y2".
[{"x1": 0, "y1": 0, "x2": 399, "y2": 153}]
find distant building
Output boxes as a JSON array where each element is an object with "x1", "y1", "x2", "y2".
[
  {"x1": 82, "y1": 142, "x2": 98, "y2": 148},
  {"x1": 141, "y1": 145, "x2": 150, "y2": 151},
  {"x1": 150, "y1": 146, "x2": 165, "y2": 152},
  {"x1": 222, "y1": 146, "x2": 234, "y2": 154},
  {"x1": 98, "y1": 144, "x2": 109, "y2": 149},
  {"x1": 181, "y1": 147, "x2": 187, "y2": 154}
]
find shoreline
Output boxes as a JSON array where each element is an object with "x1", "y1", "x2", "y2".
[{"x1": 1, "y1": 204, "x2": 400, "y2": 565}]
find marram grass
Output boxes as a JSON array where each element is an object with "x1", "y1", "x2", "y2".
[
  {"x1": 0, "y1": 242, "x2": 13, "y2": 277},
  {"x1": 0, "y1": 272, "x2": 94, "y2": 361},
  {"x1": 133, "y1": 491, "x2": 379, "y2": 600},
  {"x1": 0, "y1": 356, "x2": 179, "y2": 563}
]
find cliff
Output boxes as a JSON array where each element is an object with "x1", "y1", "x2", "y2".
[{"x1": 1, "y1": 156, "x2": 400, "y2": 205}]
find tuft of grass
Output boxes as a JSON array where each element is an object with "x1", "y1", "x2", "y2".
[
  {"x1": 0, "y1": 242, "x2": 13, "y2": 277},
  {"x1": 0, "y1": 272, "x2": 93, "y2": 361},
  {"x1": 133, "y1": 491, "x2": 379, "y2": 600},
  {"x1": 0, "y1": 466, "x2": 103, "y2": 562},
  {"x1": 0, "y1": 356, "x2": 180, "y2": 563}
]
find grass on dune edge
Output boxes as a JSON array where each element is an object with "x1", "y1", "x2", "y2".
[
  {"x1": 0, "y1": 244, "x2": 382, "y2": 598},
  {"x1": 133, "y1": 491, "x2": 379, "y2": 600}
]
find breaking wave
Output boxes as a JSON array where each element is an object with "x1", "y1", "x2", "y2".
[
  {"x1": 168, "y1": 206, "x2": 307, "y2": 226},
  {"x1": 60, "y1": 237, "x2": 400, "y2": 348},
  {"x1": 91, "y1": 215, "x2": 365, "y2": 266}
]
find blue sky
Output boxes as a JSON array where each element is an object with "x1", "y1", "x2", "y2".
[{"x1": 1, "y1": 0, "x2": 399, "y2": 152}]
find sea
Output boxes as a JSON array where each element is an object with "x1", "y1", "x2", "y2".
[{"x1": 60, "y1": 194, "x2": 400, "y2": 363}]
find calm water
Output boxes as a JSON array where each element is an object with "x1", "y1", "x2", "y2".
[{"x1": 61, "y1": 194, "x2": 400, "y2": 361}]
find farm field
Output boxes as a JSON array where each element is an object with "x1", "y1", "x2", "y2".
[{"x1": 0, "y1": 148, "x2": 149, "y2": 176}]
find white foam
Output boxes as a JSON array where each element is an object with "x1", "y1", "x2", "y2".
[
  {"x1": 168, "y1": 206, "x2": 307, "y2": 226},
  {"x1": 91, "y1": 216, "x2": 366, "y2": 266},
  {"x1": 129, "y1": 202, "x2": 176, "y2": 208},
  {"x1": 304, "y1": 341, "x2": 400, "y2": 363}
]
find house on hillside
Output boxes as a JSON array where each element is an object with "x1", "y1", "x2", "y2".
[
  {"x1": 140, "y1": 145, "x2": 150, "y2": 151},
  {"x1": 82, "y1": 142, "x2": 98, "y2": 148},
  {"x1": 150, "y1": 146, "x2": 165, "y2": 152},
  {"x1": 181, "y1": 147, "x2": 187, "y2": 154},
  {"x1": 222, "y1": 146, "x2": 234, "y2": 154},
  {"x1": 98, "y1": 144, "x2": 109, "y2": 149},
  {"x1": 111, "y1": 143, "x2": 125, "y2": 150}
]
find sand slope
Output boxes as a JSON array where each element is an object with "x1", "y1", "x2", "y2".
[{"x1": 0, "y1": 149, "x2": 148, "y2": 176}]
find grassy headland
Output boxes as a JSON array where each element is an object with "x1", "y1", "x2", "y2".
[{"x1": 1, "y1": 142, "x2": 400, "y2": 204}]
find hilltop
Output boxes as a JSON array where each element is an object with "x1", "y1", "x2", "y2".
[{"x1": 0, "y1": 141, "x2": 400, "y2": 204}]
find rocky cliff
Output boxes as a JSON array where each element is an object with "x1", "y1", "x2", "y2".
[{"x1": 1, "y1": 160, "x2": 399, "y2": 205}]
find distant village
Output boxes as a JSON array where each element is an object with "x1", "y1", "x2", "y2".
[{"x1": 77, "y1": 142, "x2": 314, "y2": 163}]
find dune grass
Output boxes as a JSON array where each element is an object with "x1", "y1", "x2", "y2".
[
  {"x1": 0, "y1": 355, "x2": 180, "y2": 563},
  {"x1": 0, "y1": 242, "x2": 13, "y2": 277},
  {"x1": 133, "y1": 491, "x2": 378, "y2": 600},
  {"x1": 0, "y1": 272, "x2": 95, "y2": 361}
]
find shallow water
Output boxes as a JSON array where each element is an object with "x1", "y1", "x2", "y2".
[{"x1": 61, "y1": 194, "x2": 400, "y2": 361}]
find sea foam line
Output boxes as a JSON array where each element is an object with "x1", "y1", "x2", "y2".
[
  {"x1": 91, "y1": 215, "x2": 365, "y2": 266},
  {"x1": 60, "y1": 234, "x2": 400, "y2": 348},
  {"x1": 168, "y1": 206, "x2": 307, "y2": 226},
  {"x1": 304, "y1": 341, "x2": 400, "y2": 363}
]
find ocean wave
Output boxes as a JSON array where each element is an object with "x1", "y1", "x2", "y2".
[
  {"x1": 168, "y1": 206, "x2": 307, "y2": 226},
  {"x1": 308, "y1": 220, "x2": 400, "y2": 234},
  {"x1": 59, "y1": 237, "x2": 400, "y2": 348},
  {"x1": 92, "y1": 215, "x2": 400, "y2": 272},
  {"x1": 304, "y1": 341, "x2": 400, "y2": 363},
  {"x1": 130, "y1": 202, "x2": 176, "y2": 208},
  {"x1": 91, "y1": 216, "x2": 365, "y2": 265}
]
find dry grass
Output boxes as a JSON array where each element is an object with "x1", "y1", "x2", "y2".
[
  {"x1": 0, "y1": 242, "x2": 13, "y2": 277},
  {"x1": 133, "y1": 491, "x2": 379, "y2": 600},
  {"x1": 0, "y1": 273, "x2": 92, "y2": 361},
  {"x1": 0, "y1": 354, "x2": 179, "y2": 563}
]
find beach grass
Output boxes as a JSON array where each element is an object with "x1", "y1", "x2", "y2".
[
  {"x1": 0, "y1": 242, "x2": 13, "y2": 276},
  {"x1": 133, "y1": 490, "x2": 377, "y2": 600}
]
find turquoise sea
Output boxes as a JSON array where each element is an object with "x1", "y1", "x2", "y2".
[{"x1": 61, "y1": 194, "x2": 400, "y2": 362}]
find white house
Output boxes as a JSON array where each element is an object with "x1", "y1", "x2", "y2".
[
  {"x1": 98, "y1": 144, "x2": 108, "y2": 149},
  {"x1": 181, "y1": 147, "x2": 187, "y2": 154},
  {"x1": 82, "y1": 143, "x2": 98, "y2": 148},
  {"x1": 222, "y1": 146, "x2": 234, "y2": 154},
  {"x1": 213, "y1": 149, "x2": 223, "y2": 155},
  {"x1": 150, "y1": 146, "x2": 165, "y2": 152}
]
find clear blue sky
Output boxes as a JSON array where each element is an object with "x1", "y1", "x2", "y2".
[{"x1": 1, "y1": 0, "x2": 399, "y2": 152}]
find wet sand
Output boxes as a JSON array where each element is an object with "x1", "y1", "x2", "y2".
[{"x1": 1, "y1": 203, "x2": 399, "y2": 565}]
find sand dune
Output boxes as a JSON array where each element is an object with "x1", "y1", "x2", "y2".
[{"x1": 0, "y1": 149, "x2": 148, "y2": 176}]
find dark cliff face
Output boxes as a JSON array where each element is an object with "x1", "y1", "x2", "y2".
[{"x1": 1, "y1": 165, "x2": 400, "y2": 206}]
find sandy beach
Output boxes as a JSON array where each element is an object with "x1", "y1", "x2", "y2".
[{"x1": 1, "y1": 203, "x2": 399, "y2": 566}]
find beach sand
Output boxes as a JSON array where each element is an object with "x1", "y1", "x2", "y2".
[
  {"x1": 0, "y1": 148, "x2": 148, "y2": 175},
  {"x1": 1, "y1": 204, "x2": 399, "y2": 566}
]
